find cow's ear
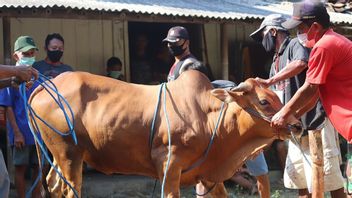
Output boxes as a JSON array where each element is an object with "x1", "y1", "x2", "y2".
[{"x1": 211, "y1": 89, "x2": 234, "y2": 103}]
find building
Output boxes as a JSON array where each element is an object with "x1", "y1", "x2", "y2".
[{"x1": 0, "y1": 0, "x2": 350, "y2": 83}]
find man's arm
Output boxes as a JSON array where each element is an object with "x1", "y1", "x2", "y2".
[
  {"x1": 256, "y1": 60, "x2": 307, "y2": 87},
  {"x1": 271, "y1": 81, "x2": 319, "y2": 127},
  {"x1": 6, "y1": 107, "x2": 25, "y2": 149},
  {"x1": 0, "y1": 65, "x2": 38, "y2": 81},
  {"x1": 0, "y1": 65, "x2": 18, "y2": 78},
  {"x1": 295, "y1": 90, "x2": 319, "y2": 118},
  {"x1": 269, "y1": 60, "x2": 307, "y2": 86},
  {"x1": 0, "y1": 78, "x2": 13, "y2": 89}
]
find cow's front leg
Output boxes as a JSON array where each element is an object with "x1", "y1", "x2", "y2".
[
  {"x1": 153, "y1": 147, "x2": 182, "y2": 198},
  {"x1": 159, "y1": 162, "x2": 182, "y2": 198}
]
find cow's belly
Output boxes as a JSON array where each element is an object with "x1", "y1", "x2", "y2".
[{"x1": 80, "y1": 128, "x2": 158, "y2": 178}]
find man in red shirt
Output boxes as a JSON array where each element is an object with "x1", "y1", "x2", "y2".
[{"x1": 271, "y1": 0, "x2": 352, "y2": 195}]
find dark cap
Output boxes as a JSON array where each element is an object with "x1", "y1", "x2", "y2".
[
  {"x1": 282, "y1": 1, "x2": 330, "y2": 29},
  {"x1": 162, "y1": 26, "x2": 189, "y2": 43},
  {"x1": 250, "y1": 14, "x2": 287, "y2": 42},
  {"x1": 14, "y1": 36, "x2": 38, "y2": 52}
]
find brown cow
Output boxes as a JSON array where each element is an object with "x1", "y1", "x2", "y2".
[{"x1": 29, "y1": 70, "x2": 300, "y2": 198}]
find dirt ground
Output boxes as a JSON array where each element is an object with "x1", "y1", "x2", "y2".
[
  {"x1": 9, "y1": 172, "x2": 335, "y2": 197},
  {"x1": 80, "y1": 173, "x2": 299, "y2": 198}
]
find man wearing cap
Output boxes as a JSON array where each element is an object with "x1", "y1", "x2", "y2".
[
  {"x1": 0, "y1": 55, "x2": 38, "y2": 198},
  {"x1": 163, "y1": 26, "x2": 210, "y2": 81},
  {"x1": 252, "y1": 13, "x2": 345, "y2": 198},
  {"x1": 270, "y1": 0, "x2": 352, "y2": 196},
  {"x1": 0, "y1": 36, "x2": 42, "y2": 198}
]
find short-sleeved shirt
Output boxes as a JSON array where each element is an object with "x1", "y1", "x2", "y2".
[
  {"x1": 0, "y1": 86, "x2": 37, "y2": 145},
  {"x1": 269, "y1": 37, "x2": 325, "y2": 131},
  {"x1": 33, "y1": 60, "x2": 73, "y2": 78},
  {"x1": 306, "y1": 29, "x2": 352, "y2": 141}
]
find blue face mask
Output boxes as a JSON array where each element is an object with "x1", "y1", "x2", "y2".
[
  {"x1": 17, "y1": 57, "x2": 36, "y2": 66},
  {"x1": 108, "y1": 71, "x2": 123, "y2": 80}
]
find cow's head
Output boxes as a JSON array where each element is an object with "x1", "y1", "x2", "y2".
[{"x1": 211, "y1": 78, "x2": 302, "y2": 140}]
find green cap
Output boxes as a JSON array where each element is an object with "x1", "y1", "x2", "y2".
[{"x1": 14, "y1": 36, "x2": 38, "y2": 52}]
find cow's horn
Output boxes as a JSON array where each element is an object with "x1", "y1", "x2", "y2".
[{"x1": 230, "y1": 82, "x2": 251, "y2": 92}]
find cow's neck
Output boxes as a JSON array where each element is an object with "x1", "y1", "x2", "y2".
[{"x1": 200, "y1": 94, "x2": 275, "y2": 182}]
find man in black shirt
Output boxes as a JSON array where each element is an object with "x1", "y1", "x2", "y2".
[{"x1": 163, "y1": 26, "x2": 210, "y2": 82}]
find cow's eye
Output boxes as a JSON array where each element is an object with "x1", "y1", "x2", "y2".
[{"x1": 259, "y1": 99, "x2": 269, "y2": 105}]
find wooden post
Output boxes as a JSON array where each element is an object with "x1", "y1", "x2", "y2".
[
  {"x1": 220, "y1": 23, "x2": 228, "y2": 80},
  {"x1": 308, "y1": 130, "x2": 324, "y2": 198},
  {"x1": 3, "y1": 17, "x2": 11, "y2": 65}
]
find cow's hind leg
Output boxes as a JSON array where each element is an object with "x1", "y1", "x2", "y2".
[
  {"x1": 46, "y1": 159, "x2": 63, "y2": 197},
  {"x1": 196, "y1": 181, "x2": 228, "y2": 198},
  {"x1": 54, "y1": 149, "x2": 83, "y2": 198}
]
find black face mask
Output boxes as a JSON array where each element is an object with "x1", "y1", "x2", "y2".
[
  {"x1": 47, "y1": 50, "x2": 63, "y2": 63},
  {"x1": 168, "y1": 42, "x2": 186, "y2": 56},
  {"x1": 262, "y1": 31, "x2": 276, "y2": 52}
]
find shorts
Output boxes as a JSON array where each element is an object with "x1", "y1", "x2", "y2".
[
  {"x1": 245, "y1": 152, "x2": 268, "y2": 177},
  {"x1": 12, "y1": 145, "x2": 39, "y2": 166},
  {"x1": 284, "y1": 119, "x2": 344, "y2": 192}
]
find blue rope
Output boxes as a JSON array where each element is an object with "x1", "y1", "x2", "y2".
[
  {"x1": 161, "y1": 83, "x2": 171, "y2": 198},
  {"x1": 18, "y1": 74, "x2": 79, "y2": 198}
]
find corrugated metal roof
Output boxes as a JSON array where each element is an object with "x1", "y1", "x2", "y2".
[{"x1": 0, "y1": 0, "x2": 351, "y2": 24}]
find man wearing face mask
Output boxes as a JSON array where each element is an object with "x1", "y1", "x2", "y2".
[
  {"x1": 270, "y1": 1, "x2": 352, "y2": 196},
  {"x1": 163, "y1": 26, "x2": 210, "y2": 82},
  {"x1": 0, "y1": 36, "x2": 43, "y2": 198},
  {"x1": 33, "y1": 33, "x2": 73, "y2": 78},
  {"x1": 252, "y1": 13, "x2": 345, "y2": 198}
]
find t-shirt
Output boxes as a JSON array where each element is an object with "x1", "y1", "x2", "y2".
[
  {"x1": 0, "y1": 86, "x2": 36, "y2": 145},
  {"x1": 306, "y1": 29, "x2": 352, "y2": 142},
  {"x1": 269, "y1": 37, "x2": 325, "y2": 131},
  {"x1": 33, "y1": 60, "x2": 73, "y2": 78}
]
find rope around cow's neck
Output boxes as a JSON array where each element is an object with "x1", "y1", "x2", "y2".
[
  {"x1": 244, "y1": 107, "x2": 311, "y2": 167},
  {"x1": 150, "y1": 83, "x2": 226, "y2": 198},
  {"x1": 19, "y1": 74, "x2": 79, "y2": 198}
]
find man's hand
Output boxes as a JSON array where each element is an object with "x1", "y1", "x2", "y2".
[
  {"x1": 14, "y1": 65, "x2": 39, "y2": 82},
  {"x1": 255, "y1": 77, "x2": 271, "y2": 88},
  {"x1": 271, "y1": 107, "x2": 301, "y2": 129},
  {"x1": 14, "y1": 130, "x2": 25, "y2": 149}
]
